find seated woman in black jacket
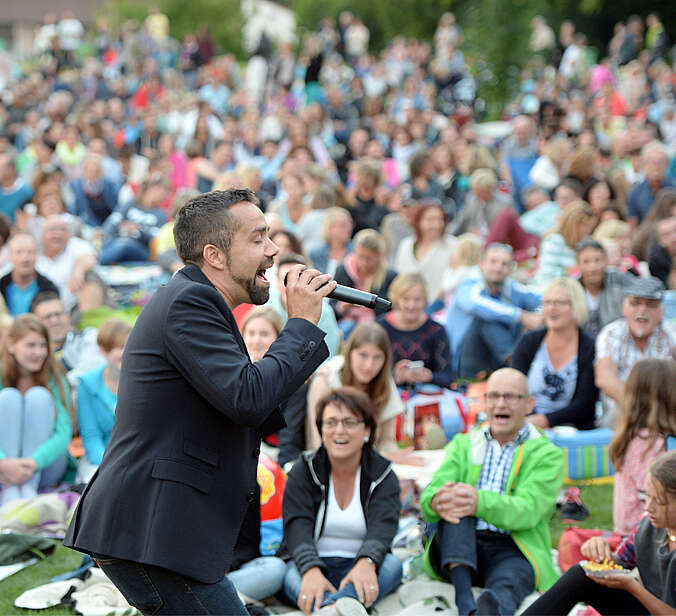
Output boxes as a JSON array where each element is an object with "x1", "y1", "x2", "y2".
[
  {"x1": 511, "y1": 278, "x2": 598, "y2": 430},
  {"x1": 277, "y1": 387, "x2": 402, "y2": 616}
]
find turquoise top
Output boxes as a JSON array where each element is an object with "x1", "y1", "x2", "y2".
[{"x1": 77, "y1": 364, "x2": 117, "y2": 465}]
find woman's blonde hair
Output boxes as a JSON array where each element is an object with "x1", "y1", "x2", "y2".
[
  {"x1": 610, "y1": 359, "x2": 676, "y2": 471},
  {"x1": 545, "y1": 137, "x2": 570, "y2": 168},
  {"x1": 353, "y1": 158, "x2": 382, "y2": 186},
  {"x1": 566, "y1": 148, "x2": 597, "y2": 184},
  {"x1": 1, "y1": 314, "x2": 71, "y2": 419},
  {"x1": 97, "y1": 318, "x2": 133, "y2": 353},
  {"x1": 389, "y1": 272, "x2": 427, "y2": 306},
  {"x1": 469, "y1": 167, "x2": 498, "y2": 191},
  {"x1": 593, "y1": 219, "x2": 630, "y2": 243},
  {"x1": 465, "y1": 145, "x2": 496, "y2": 175},
  {"x1": 353, "y1": 229, "x2": 388, "y2": 291},
  {"x1": 241, "y1": 306, "x2": 284, "y2": 338},
  {"x1": 321, "y1": 207, "x2": 352, "y2": 243},
  {"x1": 212, "y1": 171, "x2": 243, "y2": 191},
  {"x1": 341, "y1": 322, "x2": 393, "y2": 415},
  {"x1": 453, "y1": 233, "x2": 482, "y2": 267},
  {"x1": 556, "y1": 200, "x2": 596, "y2": 248},
  {"x1": 543, "y1": 278, "x2": 588, "y2": 325}
]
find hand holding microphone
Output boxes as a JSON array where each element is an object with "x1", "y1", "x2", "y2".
[
  {"x1": 284, "y1": 267, "x2": 391, "y2": 324},
  {"x1": 284, "y1": 265, "x2": 337, "y2": 325}
]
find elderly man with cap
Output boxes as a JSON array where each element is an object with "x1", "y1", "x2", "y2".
[{"x1": 595, "y1": 276, "x2": 676, "y2": 428}]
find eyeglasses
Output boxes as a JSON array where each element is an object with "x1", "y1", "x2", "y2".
[
  {"x1": 485, "y1": 392, "x2": 528, "y2": 404},
  {"x1": 542, "y1": 299, "x2": 571, "y2": 308},
  {"x1": 322, "y1": 418, "x2": 364, "y2": 430}
]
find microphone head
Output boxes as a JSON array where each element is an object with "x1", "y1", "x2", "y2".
[{"x1": 374, "y1": 297, "x2": 392, "y2": 311}]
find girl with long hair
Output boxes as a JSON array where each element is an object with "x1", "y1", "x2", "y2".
[
  {"x1": 306, "y1": 322, "x2": 421, "y2": 465},
  {"x1": 0, "y1": 314, "x2": 72, "y2": 504},
  {"x1": 523, "y1": 450, "x2": 676, "y2": 615},
  {"x1": 609, "y1": 358, "x2": 676, "y2": 536}
]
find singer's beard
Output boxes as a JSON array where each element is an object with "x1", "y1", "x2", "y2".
[{"x1": 234, "y1": 273, "x2": 270, "y2": 305}]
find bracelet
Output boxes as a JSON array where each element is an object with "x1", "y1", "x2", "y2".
[{"x1": 361, "y1": 556, "x2": 376, "y2": 567}]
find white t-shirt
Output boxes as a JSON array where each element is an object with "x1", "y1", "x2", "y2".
[
  {"x1": 37, "y1": 237, "x2": 96, "y2": 310},
  {"x1": 316, "y1": 468, "x2": 366, "y2": 558}
]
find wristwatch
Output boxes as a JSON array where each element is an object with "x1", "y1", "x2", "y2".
[{"x1": 361, "y1": 556, "x2": 376, "y2": 567}]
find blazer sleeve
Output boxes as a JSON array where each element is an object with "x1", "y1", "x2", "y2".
[
  {"x1": 545, "y1": 330, "x2": 598, "y2": 429},
  {"x1": 164, "y1": 288, "x2": 329, "y2": 428}
]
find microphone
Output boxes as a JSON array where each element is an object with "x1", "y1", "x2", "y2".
[{"x1": 284, "y1": 273, "x2": 392, "y2": 311}]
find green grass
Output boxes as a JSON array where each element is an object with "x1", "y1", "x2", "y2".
[
  {"x1": 0, "y1": 485, "x2": 614, "y2": 614},
  {"x1": 549, "y1": 483, "x2": 614, "y2": 547},
  {"x1": 0, "y1": 543, "x2": 81, "y2": 616}
]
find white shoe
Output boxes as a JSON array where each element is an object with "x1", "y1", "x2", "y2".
[
  {"x1": 335, "y1": 596, "x2": 368, "y2": 616},
  {"x1": 396, "y1": 597, "x2": 454, "y2": 616},
  {"x1": 398, "y1": 579, "x2": 455, "y2": 607}
]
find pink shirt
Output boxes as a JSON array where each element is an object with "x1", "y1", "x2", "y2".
[{"x1": 613, "y1": 429, "x2": 665, "y2": 536}]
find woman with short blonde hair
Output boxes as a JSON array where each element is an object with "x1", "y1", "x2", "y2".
[
  {"x1": 533, "y1": 201, "x2": 596, "y2": 287},
  {"x1": 511, "y1": 278, "x2": 597, "y2": 430}
]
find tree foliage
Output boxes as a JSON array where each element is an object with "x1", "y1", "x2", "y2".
[
  {"x1": 291, "y1": 0, "x2": 454, "y2": 51},
  {"x1": 292, "y1": 0, "x2": 676, "y2": 113},
  {"x1": 100, "y1": 0, "x2": 243, "y2": 57}
]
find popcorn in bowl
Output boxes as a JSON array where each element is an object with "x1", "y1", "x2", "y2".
[{"x1": 581, "y1": 559, "x2": 630, "y2": 577}]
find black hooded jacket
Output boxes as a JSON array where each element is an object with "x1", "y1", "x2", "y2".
[{"x1": 277, "y1": 445, "x2": 400, "y2": 575}]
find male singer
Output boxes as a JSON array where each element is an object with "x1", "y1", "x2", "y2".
[{"x1": 64, "y1": 189, "x2": 336, "y2": 615}]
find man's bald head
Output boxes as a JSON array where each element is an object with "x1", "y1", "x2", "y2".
[
  {"x1": 485, "y1": 368, "x2": 535, "y2": 445},
  {"x1": 487, "y1": 368, "x2": 530, "y2": 395}
]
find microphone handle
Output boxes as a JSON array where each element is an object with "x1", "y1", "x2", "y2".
[
  {"x1": 328, "y1": 284, "x2": 379, "y2": 308},
  {"x1": 329, "y1": 284, "x2": 392, "y2": 311},
  {"x1": 283, "y1": 273, "x2": 392, "y2": 310}
]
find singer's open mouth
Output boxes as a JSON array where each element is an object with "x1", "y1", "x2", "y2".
[{"x1": 256, "y1": 269, "x2": 269, "y2": 284}]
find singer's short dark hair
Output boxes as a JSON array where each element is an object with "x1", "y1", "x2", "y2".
[{"x1": 173, "y1": 189, "x2": 260, "y2": 266}]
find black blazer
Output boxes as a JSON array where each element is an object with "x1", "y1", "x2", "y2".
[
  {"x1": 511, "y1": 327, "x2": 597, "y2": 430},
  {"x1": 64, "y1": 265, "x2": 329, "y2": 583}
]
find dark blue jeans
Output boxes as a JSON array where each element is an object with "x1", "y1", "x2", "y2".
[
  {"x1": 457, "y1": 318, "x2": 521, "y2": 379},
  {"x1": 283, "y1": 553, "x2": 402, "y2": 608},
  {"x1": 93, "y1": 554, "x2": 247, "y2": 615},
  {"x1": 434, "y1": 517, "x2": 534, "y2": 616}
]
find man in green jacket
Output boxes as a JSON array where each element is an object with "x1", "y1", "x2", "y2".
[{"x1": 420, "y1": 368, "x2": 563, "y2": 615}]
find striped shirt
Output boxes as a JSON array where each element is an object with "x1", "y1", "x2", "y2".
[{"x1": 476, "y1": 424, "x2": 530, "y2": 533}]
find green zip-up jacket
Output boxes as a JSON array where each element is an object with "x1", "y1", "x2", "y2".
[{"x1": 420, "y1": 424, "x2": 563, "y2": 592}]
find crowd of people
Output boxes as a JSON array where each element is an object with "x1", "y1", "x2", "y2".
[{"x1": 0, "y1": 6, "x2": 676, "y2": 615}]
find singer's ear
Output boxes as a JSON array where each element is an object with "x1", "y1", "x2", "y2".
[{"x1": 203, "y1": 244, "x2": 226, "y2": 270}]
